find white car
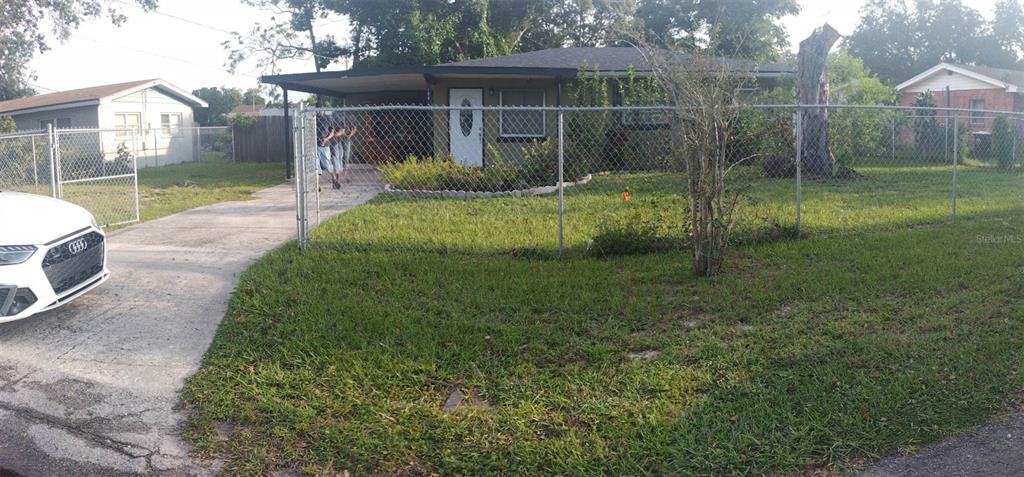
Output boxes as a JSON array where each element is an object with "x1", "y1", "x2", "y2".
[{"x1": 0, "y1": 191, "x2": 109, "y2": 322}]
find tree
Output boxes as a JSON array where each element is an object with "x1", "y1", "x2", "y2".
[
  {"x1": 0, "y1": 116, "x2": 16, "y2": 134},
  {"x1": 992, "y1": 115, "x2": 1016, "y2": 169},
  {"x1": 192, "y1": 87, "x2": 244, "y2": 126},
  {"x1": 1, "y1": 0, "x2": 156, "y2": 101},
  {"x1": 225, "y1": 0, "x2": 345, "y2": 76},
  {"x1": 635, "y1": 0, "x2": 799, "y2": 60},
  {"x1": 797, "y1": 24, "x2": 841, "y2": 178},
  {"x1": 848, "y1": 0, "x2": 1023, "y2": 84},
  {"x1": 642, "y1": 38, "x2": 759, "y2": 277},
  {"x1": 242, "y1": 88, "x2": 268, "y2": 106}
]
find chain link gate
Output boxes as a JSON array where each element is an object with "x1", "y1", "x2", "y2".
[{"x1": 1, "y1": 126, "x2": 140, "y2": 227}]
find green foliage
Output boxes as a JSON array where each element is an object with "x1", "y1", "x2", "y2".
[
  {"x1": 570, "y1": 65, "x2": 610, "y2": 107},
  {"x1": 992, "y1": 116, "x2": 1016, "y2": 169},
  {"x1": 589, "y1": 195, "x2": 680, "y2": 256},
  {"x1": 912, "y1": 91, "x2": 945, "y2": 155},
  {"x1": 1, "y1": 0, "x2": 155, "y2": 100},
  {"x1": 0, "y1": 115, "x2": 15, "y2": 133},
  {"x1": 379, "y1": 144, "x2": 558, "y2": 192},
  {"x1": 192, "y1": 87, "x2": 244, "y2": 126},
  {"x1": 848, "y1": 0, "x2": 1024, "y2": 83}
]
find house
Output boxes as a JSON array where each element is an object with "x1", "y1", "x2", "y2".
[
  {"x1": 0, "y1": 79, "x2": 208, "y2": 167},
  {"x1": 897, "y1": 63, "x2": 1024, "y2": 133},
  {"x1": 227, "y1": 104, "x2": 267, "y2": 118},
  {"x1": 261, "y1": 47, "x2": 792, "y2": 166}
]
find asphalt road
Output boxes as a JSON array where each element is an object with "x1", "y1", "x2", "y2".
[{"x1": 0, "y1": 176, "x2": 380, "y2": 476}]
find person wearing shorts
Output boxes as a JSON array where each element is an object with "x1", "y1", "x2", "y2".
[{"x1": 316, "y1": 112, "x2": 343, "y2": 188}]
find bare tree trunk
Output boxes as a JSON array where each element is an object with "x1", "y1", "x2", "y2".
[{"x1": 797, "y1": 24, "x2": 841, "y2": 178}]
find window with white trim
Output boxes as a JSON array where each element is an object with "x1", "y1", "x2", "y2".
[
  {"x1": 114, "y1": 113, "x2": 141, "y2": 137},
  {"x1": 969, "y1": 99, "x2": 985, "y2": 125},
  {"x1": 160, "y1": 113, "x2": 182, "y2": 134},
  {"x1": 499, "y1": 90, "x2": 545, "y2": 138}
]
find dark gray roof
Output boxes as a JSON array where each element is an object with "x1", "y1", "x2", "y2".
[
  {"x1": 952, "y1": 64, "x2": 1024, "y2": 89},
  {"x1": 441, "y1": 47, "x2": 793, "y2": 75}
]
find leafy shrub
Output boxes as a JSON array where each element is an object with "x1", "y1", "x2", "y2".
[
  {"x1": 379, "y1": 142, "x2": 559, "y2": 192},
  {"x1": 588, "y1": 196, "x2": 681, "y2": 257},
  {"x1": 992, "y1": 115, "x2": 1015, "y2": 169}
]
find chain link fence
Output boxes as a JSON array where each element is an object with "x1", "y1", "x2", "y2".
[
  {"x1": 290, "y1": 104, "x2": 1024, "y2": 255},
  {"x1": 1, "y1": 127, "x2": 140, "y2": 227}
]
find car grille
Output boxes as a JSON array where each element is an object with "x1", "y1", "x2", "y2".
[{"x1": 42, "y1": 232, "x2": 105, "y2": 295}]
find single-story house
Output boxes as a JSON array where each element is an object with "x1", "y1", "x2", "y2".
[
  {"x1": 227, "y1": 104, "x2": 267, "y2": 118},
  {"x1": 0, "y1": 79, "x2": 208, "y2": 167},
  {"x1": 261, "y1": 47, "x2": 793, "y2": 167},
  {"x1": 897, "y1": 63, "x2": 1024, "y2": 132}
]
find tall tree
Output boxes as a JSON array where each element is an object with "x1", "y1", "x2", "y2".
[
  {"x1": 192, "y1": 87, "x2": 244, "y2": 126},
  {"x1": 848, "y1": 0, "x2": 1023, "y2": 84},
  {"x1": 225, "y1": 0, "x2": 346, "y2": 75},
  {"x1": 635, "y1": 0, "x2": 799, "y2": 60},
  {"x1": 0, "y1": 0, "x2": 156, "y2": 101}
]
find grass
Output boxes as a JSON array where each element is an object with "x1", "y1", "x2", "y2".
[
  {"x1": 52, "y1": 159, "x2": 285, "y2": 227},
  {"x1": 183, "y1": 163, "x2": 1024, "y2": 475}
]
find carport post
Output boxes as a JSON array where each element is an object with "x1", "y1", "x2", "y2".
[{"x1": 284, "y1": 88, "x2": 292, "y2": 180}]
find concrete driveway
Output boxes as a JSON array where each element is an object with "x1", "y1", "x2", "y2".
[{"x1": 0, "y1": 176, "x2": 380, "y2": 476}]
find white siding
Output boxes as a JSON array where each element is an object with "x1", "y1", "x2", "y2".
[
  {"x1": 99, "y1": 87, "x2": 198, "y2": 168},
  {"x1": 902, "y1": 71, "x2": 1003, "y2": 93}
]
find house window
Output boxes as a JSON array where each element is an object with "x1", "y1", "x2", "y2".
[
  {"x1": 160, "y1": 113, "x2": 182, "y2": 134},
  {"x1": 39, "y1": 119, "x2": 53, "y2": 130},
  {"x1": 499, "y1": 90, "x2": 545, "y2": 138},
  {"x1": 114, "y1": 113, "x2": 142, "y2": 137},
  {"x1": 970, "y1": 99, "x2": 985, "y2": 125}
]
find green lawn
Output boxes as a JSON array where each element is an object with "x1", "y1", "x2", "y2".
[
  {"x1": 183, "y1": 164, "x2": 1024, "y2": 475},
  {"x1": 136, "y1": 159, "x2": 285, "y2": 222}
]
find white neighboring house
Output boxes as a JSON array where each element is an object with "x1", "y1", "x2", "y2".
[{"x1": 0, "y1": 79, "x2": 208, "y2": 168}]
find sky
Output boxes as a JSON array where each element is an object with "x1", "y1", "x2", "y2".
[{"x1": 26, "y1": 0, "x2": 1005, "y2": 96}]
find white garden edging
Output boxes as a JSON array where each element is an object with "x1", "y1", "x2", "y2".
[{"x1": 383, "y1": 174, "x2": 593, "y2": 199}]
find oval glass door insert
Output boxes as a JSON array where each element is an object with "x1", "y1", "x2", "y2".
[{"x1": 460, "y1": 98, "x2": 473, "y2": 136}]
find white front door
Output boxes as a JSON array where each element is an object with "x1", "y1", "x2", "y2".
[{"x1": 449, "y1": 88, "x2": 483, "y2": 167}]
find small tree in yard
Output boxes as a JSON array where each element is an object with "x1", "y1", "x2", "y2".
[
  {"x1": 641, "y1": 44, "x2": 757, "y2": 277},
  {"x1": 992, "y1": 116, "x2": 1015, "y2": 169},
  {"x1": 0, "y1": 115, "x2": 15, "y2": 134}
]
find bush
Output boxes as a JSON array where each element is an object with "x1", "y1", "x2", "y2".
[
  {"x1": 379, "y1": 142, "x2": 559, "y2": 192},
  {"x1": 992, "y1": 116, "x2": 1015, "y2": 169},
  {"x1": 588, "y1": 196, "x2": 680, "y2": 257}
]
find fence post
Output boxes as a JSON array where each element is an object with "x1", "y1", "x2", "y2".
[
  {"x1": 557, "y1": 108, "x2": 565, "y2": 258},
  {"x1": 231, "y1": 127, "x2": 236, "y2": 162},
  {"x1": 295, "y1": 104, "x2": 307, "y2": 248},
  {"x1": 952, "y1": 113, "x2": 959, "y2": 224},
  {"x1": 47, "y1": 124, "x2": 57, "y2": 198},
  {"x1": 890, "y1": 115, "x2": 896, "y2": 163},
  {"x1": 132, "y1": 132, "x2": 140, "y2": 223},
  {"x1": 31, "y1": 135, "x2": 38, "y2": 186},
  {"x1": 794, "y1": 110, "x2": 802, "y2": 238}
]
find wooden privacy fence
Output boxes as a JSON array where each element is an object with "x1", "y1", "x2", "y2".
[{"x1": 232, "y1": 116, "x2": 288, "y2": 163}]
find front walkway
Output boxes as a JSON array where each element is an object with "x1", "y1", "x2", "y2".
[{"x1": 0, "y1": 176, "x2": 381, "y2": 475}]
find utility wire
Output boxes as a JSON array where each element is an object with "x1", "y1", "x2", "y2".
[{"x1": 71, "y1": 34, "x2": 261, "y2": 79}]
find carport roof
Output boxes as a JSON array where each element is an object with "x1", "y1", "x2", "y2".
[{"x1": 260, "y1": 47, "x2": 794, "y2": 97}]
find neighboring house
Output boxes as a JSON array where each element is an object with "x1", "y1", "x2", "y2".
[
  {"x1": 0, "y1": 79, "x2": 208, "y2": 168},
  {"x1": 262, "y1": 47, "x2": 792, "y2": 166},
  {"x1": 897, "y1": 63, "x2": 1024, "y2": 133},
  {"x1": 227, "y1": 104, "x2": 267, "y2": 118}
]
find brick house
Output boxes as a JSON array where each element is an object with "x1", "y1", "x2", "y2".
[{"x1": 896, "y1": 63, "x2": 1024, "y2": 133}]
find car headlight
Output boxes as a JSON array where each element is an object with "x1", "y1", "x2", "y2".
[{"x1": 0, "y1": 245, "x2": 37, "y2": 266}]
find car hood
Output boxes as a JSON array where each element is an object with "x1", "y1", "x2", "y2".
[{"x1": 0, "y1": 192, "x2": 95, "y2": 245}]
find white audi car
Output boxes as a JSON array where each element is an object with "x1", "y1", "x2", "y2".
[{"x1": 0, "y1": 191, "x2": 109, "y2": 322}]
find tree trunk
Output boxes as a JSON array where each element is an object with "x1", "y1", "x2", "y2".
[{"x1": 797, "y1": 24, "x2": 841, "y2": 178}]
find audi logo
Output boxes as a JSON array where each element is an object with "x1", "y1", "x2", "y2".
[{"x1": 67, "y1": 238, "x2": 88, "y2": 255}]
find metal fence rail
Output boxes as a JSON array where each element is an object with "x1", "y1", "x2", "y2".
[{"x1": 292, "y1": 104, "x2": 1024, "y2": 255}]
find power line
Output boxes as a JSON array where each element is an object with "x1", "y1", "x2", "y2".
[
  {"x1": 28, "y1": 82, "x2": 60, "y2": 93},
  {"x1": 71, "y1": 34, "x2": 260, "y2": 79}
]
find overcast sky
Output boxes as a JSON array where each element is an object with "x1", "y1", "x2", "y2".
[{"x1": 27, "y1": 0, "x2": 1003, "y2": 95}]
